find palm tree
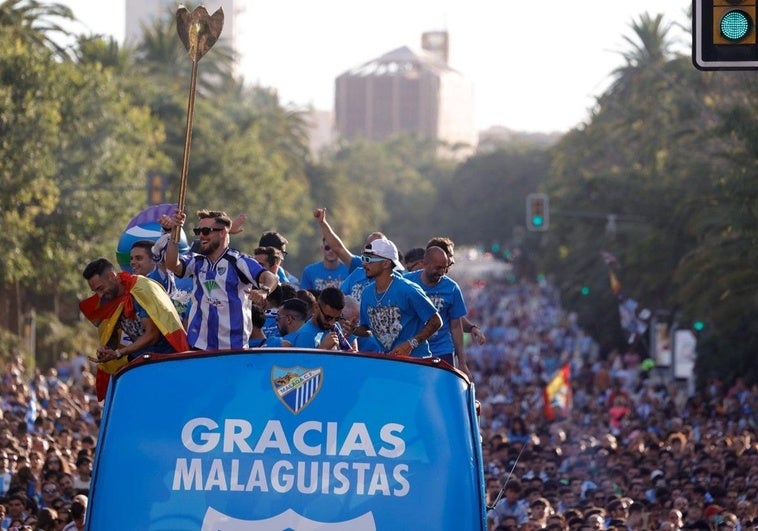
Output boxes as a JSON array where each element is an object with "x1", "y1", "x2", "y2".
[
  {"x1": 75, "y1": 34, "x2": 134, "y2": 73},
  {"x1": 608, "y1": 13, "x2": 675, "y2": 98},
  {"x1": 0, "y1": 0, "x2": 74, "y2": 59}
]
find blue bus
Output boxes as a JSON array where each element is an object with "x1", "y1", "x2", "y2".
[{"x1": 86, "y1": 349, "x2": 486, "y2": 530}]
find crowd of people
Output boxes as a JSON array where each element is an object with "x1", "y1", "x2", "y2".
[
  {"x1": 0, "y1": 207, "x2": 754, "y2": 530},
  {"x1": 460, "y1": 278, "x2": 757, "y2": 531}
]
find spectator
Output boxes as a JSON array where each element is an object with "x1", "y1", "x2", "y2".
[
  {"x1": 71, "y1": 457, "x2": 91, "y2": 496},
  {"x1": 61, "y1": 497, "x2": 85, "y2": 531},
  {"x1": 492, "y1": 480, "x2": 529, "y2": 526},
  {"x1": 0, "y1": 450, "x2": 12, "y2": 497},
  {"x1": 35, "y1": 507, "x2": 58, "y2": 531},
  {"x1": 2, "y1": 492, "x2": 29, "y2": 528}
]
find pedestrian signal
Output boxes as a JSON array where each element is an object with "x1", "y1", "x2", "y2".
[{"x1": 693, "y1": 0, "x2": 758, "y2": 70}]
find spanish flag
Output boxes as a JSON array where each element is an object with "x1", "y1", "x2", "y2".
[
  {"x1": 80, "y1": 272, "x2": 189, "y2": 400},
  {"x1": 543, "y1": 364, "x2": 572, "y2": 422}
]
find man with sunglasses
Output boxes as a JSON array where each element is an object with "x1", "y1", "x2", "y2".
[
  {"x1": 299, "y1": 238, "x2": 351, "y2": 291},
  {"x1": 266, "y1": 298, "x2": 309, "y2": 347},
  {"x1": 165, "y1": 209, "x2": 279, "y2": 350},
  {"x1": 355, "y1": 238, "x2": 442, "y2": 358},
  {"x1": 289, "y1": 287, "x2": 354, "y2": 351},
  {"x1": 312, "y1": 208, "x2": 386, "y2": 302}
]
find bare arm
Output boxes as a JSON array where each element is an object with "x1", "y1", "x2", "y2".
[
  {"x1": 246, "y1": 270, "x2": 280, "y2": 307},
  {"x1": 313, "y1": 208, "x2": 354, "y2": 266},
  {"x1": 91, "y1": 315, "x2": 162, "y2": 363},
  {"x1": 389, "y1": 313, "x2": 442, "y2": 356},
  {"x1": 462, "y1": 316, "x2": 486, "y2": 345},
  {"x1": 353, "y1": 325, "x2": 371, "y2": 338},
  {"x1": 164, "y1": 210, "x2": 186, "y2": 276},
  {"x1": 451, "y1": 317, "x2": 473, "y2": 379}
]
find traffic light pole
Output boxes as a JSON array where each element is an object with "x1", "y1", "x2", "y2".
[{"x1": 546, "y1": 210, "x2": 647, "y2": 236}]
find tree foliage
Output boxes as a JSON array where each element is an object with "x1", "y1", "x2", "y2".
[
  {"x1": 541, "y1": 15, "x2": 758, "y2": 385},
  {"x1": 0, "y1": 4, "x2": 754, "y2": 387}
]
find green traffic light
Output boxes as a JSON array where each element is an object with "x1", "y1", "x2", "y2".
[
  {"x1": 531, "y1": 215, "x2": 544, "y2": 227},
  {"x1": 720, "y1": 10, "x2": 752, "y2": 41},
  {"x1": 693, "y1": 321, "x2": 705, "y2": 332},
  {"x1": 580, "y1": 286, "x2": 590, "y2": 296}
]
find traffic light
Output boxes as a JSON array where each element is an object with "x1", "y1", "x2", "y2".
[
  {"x1": 526, "y1": 193, "x2": 549, "y2": 231},
  {"x1": 693, "y1": 0, "x2": 758, "y2": 70}
]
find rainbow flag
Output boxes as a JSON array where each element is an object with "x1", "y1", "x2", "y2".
[{"x1": 543, "y1": 363, "x2": 572, "y2": 421}]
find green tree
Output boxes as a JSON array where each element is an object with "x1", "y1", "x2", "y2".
[
  {"x1": 543, "y1": 13, "x2": 758, "y2": 385},
  {"x1": 0, "y1": 0, "x2": 74, "y2": 59},
  {"x1": 0, "y1": 31, "x2": 61, "y2": 332},
  {"x1": 437, "y1": 145, "x2": 551, "y2": 257},
  {"x1": 74, "y1": 34, "x2": 134, "y2": 73}
]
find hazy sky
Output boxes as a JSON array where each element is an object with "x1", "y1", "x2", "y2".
[{"x1": 59, "y1": 1, "x2": 691, "y2": 133}]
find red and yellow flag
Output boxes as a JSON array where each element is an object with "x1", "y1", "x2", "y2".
[
  {"x1": 543, "y1": 364, "x2": 572, "y2": 422},
  {"x1": 80, "y1": 272, "x2": 189, "y2": 399}
]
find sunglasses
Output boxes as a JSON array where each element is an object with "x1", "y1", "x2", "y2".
[
  {"x1": 192, "y1": 227, "x2": 224, "y2": 236},
  {"x1": 318, "y1": 303, "x2": 341, "y2": 323},
  {"x1": 361, "y1": 255, "x2": 386, "y2": 264},
  {"x1": 43, "y1": 487, "x2": 58, "y2": 494}
]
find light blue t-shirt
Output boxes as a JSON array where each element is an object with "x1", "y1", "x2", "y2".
[
  {"x1": 359, "y1": 274, "x2": 439, "y2": 358},
  {"x1": 262, "y1": 310, "x2": 279, "y2": 338},
  {"x1": 300, "y1": 261, "x2": 350, "y2": 291},
  {"x1": 277, "y1": 267, "x2": 299, "y2": 287},
  {"x1": 341, "y1": 267, "x2": 372, "y2": 303},
  {"x1": 347, "y1": 254, "x2": 363, "y2": 274},
  {"x1": 404, "y1": 271, "x2": 467, "y2": 356},
  {"x1": 290, "y1": 320, "x2": 330, "y2": 349},
  {"x1": 352, "y1": 333, "x2": 383, "y2": 353}
]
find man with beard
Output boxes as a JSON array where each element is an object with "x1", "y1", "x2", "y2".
[
  {"x1": 165, "y1": 209, "x2": 279, "y2": 350},
  {"x1": 80, "y1": 258, "x2": 190, "y2": 399},
  {"x1": 290, "y1": 287, "x2": 355, "y2": 351},
  {"x1": 355, "y1": 238, "x2": 441, "y2": 358},
  {"x1": 404, "y1": 246, "x2": 471, "y2": 377}
]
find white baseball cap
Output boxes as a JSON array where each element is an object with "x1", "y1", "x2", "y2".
[{"x1": 364, "y1": 238, "x2": 404, "y2": 270}]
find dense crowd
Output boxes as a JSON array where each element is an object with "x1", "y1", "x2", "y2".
[
  {"x1": 0, "y1": 257, "x2": 755, "y2": 530},
  {"x1": 457, "y1": 275, "x2": 757, "y2": 531},
  {"x1": 0, "y1": 351, "x2": 96, "y2": 530}
]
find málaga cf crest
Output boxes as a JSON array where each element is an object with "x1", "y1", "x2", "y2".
[{"x1": 271, "y1": 366, "x2": 323, "y2": 414}]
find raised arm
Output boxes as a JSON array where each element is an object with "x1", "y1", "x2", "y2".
[
  {"x1": 164, "y1": 210, "x2": 187, "y2": 276},
  {"x1": 313, "y1": 208, "x2": 354, "y2": 266}
]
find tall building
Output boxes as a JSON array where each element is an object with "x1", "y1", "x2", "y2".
[
  {"x1": 335, "y1": 31, "x2": 477, "y2": 158},
  {"x1": 125, "y1": 0, "x2": 239, "y2": 56}
]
